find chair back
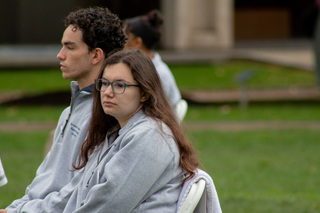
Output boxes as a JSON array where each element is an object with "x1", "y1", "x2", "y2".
[
  {"x1": 177, "y1": 178, "x2": 206, "y2": 213},
  {"x1": 0, "y1": 157, "x2": 8, "y2": 187},
  {"x1": 175, "y1": 99, "x2": 188, "y2": 122},
  {"x1": 177, "y1": 169, "x2": 222, "y2": 213}
]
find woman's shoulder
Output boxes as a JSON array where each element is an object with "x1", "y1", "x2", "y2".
[
  {"x1": 121, "y1": 112, "x2": 175, "y2": 146},
  {"x1": 126, "y1": 115, "x2": 170, "y2": 137},
  {"x1": 127, "y1": 118, "x2": 179, "y2": 156}
]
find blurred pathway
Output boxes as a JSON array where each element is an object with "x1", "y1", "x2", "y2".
[
  {"x1": 182, "y1": 87, "x2": 320, "y2": 104},
  {"x1": 1, "y1": 121, "x2": 320, "y2": 132},
  {"x1": 0, "y1": 40, "x2": 315, "y2": 70}
]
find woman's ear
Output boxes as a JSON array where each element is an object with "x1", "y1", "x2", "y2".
[
  {"x1": 92, "y1": 48, "x2": 104, "y2": 65},
  {"x1": 135, "y1": 37, "x2": 144, "y2": 48},
  {"x1": 140, "y1": 93, "x2": 149, "y2": 103}
]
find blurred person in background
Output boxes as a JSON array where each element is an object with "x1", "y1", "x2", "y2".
[{"x1": 124, "y1": 10, "x2": 188, "y2": 121}]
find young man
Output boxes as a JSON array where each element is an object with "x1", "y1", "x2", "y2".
[{"x1": 1, "y1": 7, "x2": 125, "y2": 213}]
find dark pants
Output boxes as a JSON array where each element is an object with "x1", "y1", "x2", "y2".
[{"x1": 313, "y1": 9, "x2": 320, "y2": 88}]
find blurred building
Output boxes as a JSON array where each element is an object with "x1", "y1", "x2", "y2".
[{"x1": 0, "y1": 0, "x2": 316, "y2": 50}]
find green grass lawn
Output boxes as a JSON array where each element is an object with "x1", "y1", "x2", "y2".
[
  {"x1": 0, "y1": 60, "x2": 316, "y2": 94},
  {"x1": 190, "y1": 129, "x2": 320, "y2": 213},
  {"x1": 0, "y1": 106, "x2": 66, "y2": 122},
  {"x1": 1, "y1": 129, "x2": 319, "y2": 212},
  {"x1": 169, "y1": 60, "x2": 316, "y2": 90},
  {"x1": 0, "y1": 61, "x2": 319, "y2": 212},
  {"x1": 0, "y1": 68, "x2": 70, "y2": 94},
  {"x1": 0, "y1": 131, "x2": 48, "y2": 208}
]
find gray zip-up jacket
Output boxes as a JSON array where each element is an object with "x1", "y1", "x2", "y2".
[
  {"x1": 8, "y1": 110, "x2": 184, "y2": 213},
  {"x1": 7, "y1": 81, "x2": 94, "y2": 213},
  {"x1": 64, "y1": 110, "x2": 184, "y2": 212}
]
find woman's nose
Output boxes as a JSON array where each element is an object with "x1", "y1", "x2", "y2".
[{"x1": 103, "y1": 84, "x2": 114, "y2": 97}]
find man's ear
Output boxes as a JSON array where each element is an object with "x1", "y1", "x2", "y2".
[{"x1": 92, "y1": 48, "x2": 104, "y2": 65}]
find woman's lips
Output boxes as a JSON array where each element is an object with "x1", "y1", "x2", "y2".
[{"x1": 102, "y1": 101, "x2": 115, "y2": 107}]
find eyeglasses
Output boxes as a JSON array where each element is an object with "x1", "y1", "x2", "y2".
[{"x1": 95, "y1": 78, "x2": 140, "y2": 94}]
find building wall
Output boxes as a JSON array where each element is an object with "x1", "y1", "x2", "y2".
[
  {"x1": 234, "y1": 8, "x2": 291, "y2": 39},
  {"x1": 0, "y1": 0, "x2": 74, "y2": 44},
  {"x1": 0, "y1": 0, "x2": 159, "y2": 44},
  {"x1": 0, "y1": 0, "x2": 316, "y2": 48},
  {"x1": 161, "y1": 0, "x2": 234, "y2": 49},
  {"x1": 17, "y1": 0, "x2": 74, "y2": 43},
  {"x1": 234, "y1": 0, "x2": 317, "y2": 39},
  {"x1": 0, "y1": 0, "x2": 20, "y2": 43}
]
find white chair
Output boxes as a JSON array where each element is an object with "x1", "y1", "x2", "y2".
[
  {"x1": 0, "y1": 157, "x2": 8, "y2": 187},
  {"x1": 175, "y1": 99, "x2": 188, "y2": 122},
  {"x1": 178, "y1": 178, "x2": 206, "y2": 213},
  {"x1": 177, "y1": 169, "x2": 222, "y2": 213}
]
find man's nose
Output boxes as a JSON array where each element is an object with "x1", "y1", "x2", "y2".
[{"x1": 57, "y1": 48, "x2": 65, "y2": 60}]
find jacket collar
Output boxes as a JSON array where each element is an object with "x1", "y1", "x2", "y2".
[
  {"x1": 118, "y1": 110, "x2": 147, "y2": 135},
  {"x1": 70, "y1": 81, "x2": 94, "y2": 96}
]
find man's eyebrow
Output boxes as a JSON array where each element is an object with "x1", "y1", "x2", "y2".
[{"x1": 62, "y1": 41, "x2": 76, "y2": 45}]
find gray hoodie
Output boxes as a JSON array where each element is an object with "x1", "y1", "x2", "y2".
[
  {"x1": 64, "y1": 110, "x2": 184, "y2": 213},
  {"x1": 8, "y1": 110, "x2": 183, "y2": 213},
  {"x1": 7, "y1": 81, "x2": 93, "y2": 213}
]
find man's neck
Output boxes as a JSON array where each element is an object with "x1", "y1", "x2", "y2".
[{"x1": 77, "y1": 68, "x2": 100, "y2": 90}]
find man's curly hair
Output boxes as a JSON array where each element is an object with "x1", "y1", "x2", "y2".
[{"x1": 64, "y1": 7, "x2": 126, "y2": 58}]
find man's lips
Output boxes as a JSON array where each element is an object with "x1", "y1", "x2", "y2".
[{"x1": 60, "y1": 63, "x2": 66, "y2": 70}]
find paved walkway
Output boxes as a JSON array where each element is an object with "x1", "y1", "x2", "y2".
[
  {"x1": 182, "y1": 87, "x2": 320, "y2": 104},
  {"x1": 1, "y1": 121, "x2": 320, "y2": 132},
  {"x1": 0, "y1": 40, "x2": 315, "y2": 70},
  {"x1": 160, "y1": 40, "x2": 314, "y2": 71}
]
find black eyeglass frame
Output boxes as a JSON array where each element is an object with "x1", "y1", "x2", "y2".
[{"x1": 95, "y1": 78, "x2": 140, "y2": 94}]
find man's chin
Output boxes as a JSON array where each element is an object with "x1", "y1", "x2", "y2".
[{"x1": 62, "y1": 73, "x2": 73, "y2": 80}]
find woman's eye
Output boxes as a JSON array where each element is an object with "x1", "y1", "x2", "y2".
[{"x1": 114, "y1": 82, "x2": 125, "y2": 88}]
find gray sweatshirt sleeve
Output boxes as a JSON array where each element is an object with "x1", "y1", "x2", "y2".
[
  {"x1": 6, "y1": 194, "x2": 30, "y2": 213},
  {"x1": 6, "y1": 108, "x2": 71, "y2": 213},
  {"x1": 7, "y1": 171, "x2": 83, "y2": 213},
  {"x1": 73, "y1": 127, "x2": 180, "y2": 213}
]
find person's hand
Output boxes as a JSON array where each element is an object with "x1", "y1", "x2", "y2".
[{"x1": 0, "y1": 209, "x2": 7, "y2": 213}]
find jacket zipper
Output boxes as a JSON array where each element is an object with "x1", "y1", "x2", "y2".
[{"x1": 61, "y1": 91, "x2": 80, "y2": 138}]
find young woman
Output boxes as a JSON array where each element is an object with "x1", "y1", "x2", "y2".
[
  {"x1": 124, "y1": 10, "x2": 184, "y2": 118},
  {"x1": 63, "y1": 49, "x2": 199, "y2": 212}
]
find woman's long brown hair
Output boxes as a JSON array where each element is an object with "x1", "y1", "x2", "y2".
[{"x1": 74, "y1": 49, "x2": 199, "y2": 182}]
